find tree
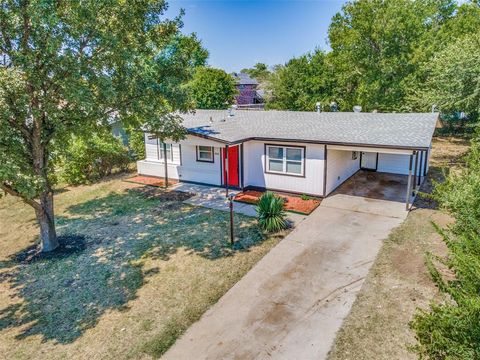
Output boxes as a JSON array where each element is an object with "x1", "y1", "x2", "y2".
[
  {"x1": 267, "y1": 50, "x2": 334, "y2": 111},
  {"x1": 410, "y1": 32, "x2": 480, "y2": 121},
  {"x1": 189, "y1": 67, "x2": 237, "y2": 109},
  {"x1": 240, "y1": 63, "x2": 271, "y2": 83},
  {"x1": 327, "y1": 0, "x2": 456, "y2": 112},
  {"x1": 0, "y1": 0, "x2": 207, "y2": 251}
]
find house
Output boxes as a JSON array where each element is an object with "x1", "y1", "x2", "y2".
[
  {"x1": 137, "y1": 109, "x2": 438, "y2": 209},
  {"x1": 232, "y1": 72, "x2": 263, "y2": 105}
]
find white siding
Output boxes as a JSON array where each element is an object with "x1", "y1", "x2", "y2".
[
  {"x1": 138, "y1": 134, "x2": 222, "y2": 186},
  {"x1": 137, "y1": 160, "x2": 180, "y2": 179},
  {"x1": 176, "y1": 144, "x2": 221, "y2": 185},
  {"x1": 377, "y1": 153, "x2": 411, "y2": 175},
  {"x1": 325, "y1": 149, "x2": 360, "y2": 195},
  {"x1": 243, "y1": 141, "x2": 325, "y2": 196}
]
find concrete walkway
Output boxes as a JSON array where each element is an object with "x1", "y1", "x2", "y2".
[
  {"x1": 162, "y1": 196, "x2": 406, "y2": 360},
  {"x1": 173, "y1": 182, "x2": 307, "y2": 226}
]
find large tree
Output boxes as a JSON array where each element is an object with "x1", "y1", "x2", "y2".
[
  {"x1": 267, "y1": 50, "x2": 334, "y2": 111},
  {"x1": 327, "y1": 0, "x2": 456, "y2": 112},
  {"x1": 189, "y1": 67, "x2": 237, "y2": 109},
  {"x1": 410, "y1": 32, "x2": 480, "y2": 121},
  {"x1": 0, "y1": 0, "x2": 207, "y2": 251}
]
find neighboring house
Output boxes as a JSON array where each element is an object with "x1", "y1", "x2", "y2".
[
  {"x1": 232, "y1": 72, "x2": 263, "y2": 105},
  {"x1": 137, "y1": 110, "x2": 438, "y2": 209}
]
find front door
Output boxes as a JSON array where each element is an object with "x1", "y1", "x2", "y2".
[
  {"x1": 223, "y1": 145, "x2": 240, "y2": 187},
  {"x1": 361, "y1": 152, "x2": 378, "y2": 170}
]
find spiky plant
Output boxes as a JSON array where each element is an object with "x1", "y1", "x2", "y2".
[{"x1": 256, "y1": 192, "x2": 287, "y2": 232}]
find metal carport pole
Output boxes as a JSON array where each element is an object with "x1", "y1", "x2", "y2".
[
  {"x1": 225, "y1": 145, "x2": 229, "y2": 197},
  {"x1": 405, "y1": 152, "x2": 414, "y2": 211}
]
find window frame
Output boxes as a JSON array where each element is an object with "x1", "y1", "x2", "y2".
[
  {"x1": 158, "y1": 141, "x2": 173, "y2": 162},
  {"x1": 196, "y1": 145, "x2": 215, "y2": 163},
  {"x1": 264, "y1": 144, "x2": 306, "y2": 177}
]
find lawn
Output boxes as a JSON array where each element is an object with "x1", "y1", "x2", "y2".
[
  {"x1": 0, "y1": 177, "x2": 284, "y2": 359},
  {"x1": 327, "y1": 136, "x2": 470, "y2": 360}
]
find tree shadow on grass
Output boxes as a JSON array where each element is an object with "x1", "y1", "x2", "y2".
[{"x1": 0, "y1": 186, "x2": 265, "y2": 344}]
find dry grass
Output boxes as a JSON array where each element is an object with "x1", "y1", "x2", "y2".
[
  {"x1": 0, "y1": 174, "x2": 283, "y2": 359},
  {"x1": 327, "y1": 136, "x2": 470, "y2": 360}
]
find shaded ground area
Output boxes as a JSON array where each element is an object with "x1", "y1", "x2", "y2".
[
  {"x1": 327, "y1": 136, "x2": 470, "y2": 360},
  {"x1": 235, "y1": 190, "x2": 321, "y2": 215},
  {"x1": 0, "y1": 177, "x2": 283, "y2": 359},
  {"x1": 332, "y1": 170, "x2": 408, "y2": 203}
]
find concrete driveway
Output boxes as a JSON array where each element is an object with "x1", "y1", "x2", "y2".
[{"x1": 163, "y1": 191, "x2": 406, "y2": 360}]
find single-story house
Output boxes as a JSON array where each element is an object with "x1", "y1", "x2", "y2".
[{"x1": 137, "y1": 110, "x2": 438, "y2": 209}]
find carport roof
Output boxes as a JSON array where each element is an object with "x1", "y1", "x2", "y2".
[{"x1": 179, "y1": 110, "x2": 438, "y2": 149}]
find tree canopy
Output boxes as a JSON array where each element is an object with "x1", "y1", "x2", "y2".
[
  {"x1": 0, "y1": 0, "x2": 207, "y2": 251},
  {"x1": 267, "y1": 50, "x2": 333, "y2": 111},
  {"x1": 189, "y1": 67, "x2": 237, "y2": 109}
]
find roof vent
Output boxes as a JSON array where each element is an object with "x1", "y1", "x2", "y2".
[
  {"x1": 353, "y1": 105, "x2": 362, "y2": 113},
  {"x1": 227, "y1": 104, "x2": 237, "y2": 117},
  {"x1": 315, "y1": 102, "x2": 321, "y2": 113},
  {"x1": 330, "y1": 101, "x2": 339, "y2": 112}
]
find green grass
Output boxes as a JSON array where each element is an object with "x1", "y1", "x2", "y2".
[{"x1": 0, "y1": 177, "x2": 282, "y2": 359}]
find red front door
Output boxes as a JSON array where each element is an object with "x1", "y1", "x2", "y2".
[{"x1": 223, "y1": 145, "x2": 240, "y2": 187}]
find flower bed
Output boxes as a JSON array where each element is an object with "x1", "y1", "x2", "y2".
[{"x1": 234, "y1": 190, "x2": 321, "y2": 215}]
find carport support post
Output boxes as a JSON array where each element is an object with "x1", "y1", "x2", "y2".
[
  {"x1": 405, "y1": 152, "x2": 414, "y2": 210},
  {"x1": 413, "y1": 151, "x2": 418, "y2": 191},
  {"x1": 163, "y1": 141, "x2": 168, "y2": 188},
  {"x1": 225, "y1": 145, "x2": 229, "y2": 197}
]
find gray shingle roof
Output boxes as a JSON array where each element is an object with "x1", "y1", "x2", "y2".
[
  {"x1": 232, "y1": 72, "x2": 258, "y2": 85},
  {"x1": 179, "y1": 110, "x2": 438, "y2": 149}
]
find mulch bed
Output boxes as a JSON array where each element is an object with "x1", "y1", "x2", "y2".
[
  {"x1": 234, "y1": 190, "x2": 321, "y2": 215},
  {"x1": 125, "y1": 175, "x2": 179, "y2": 187}
]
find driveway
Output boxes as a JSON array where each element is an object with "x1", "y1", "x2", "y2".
[{"x1": 163, "y1": 187, "x2": 406, "y2": 360}]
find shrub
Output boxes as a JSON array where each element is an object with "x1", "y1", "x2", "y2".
[
  {"x1": 256, "y1": 192, "x2": 287, "y2": 233},
  {"x1": 60, "y1": 131, "x2": 132, "y2": 185},
  {"x1": 127, "y1": 128, "x2": 146, "y2": 160},
  {"x1": 300, "y1": 194, "x2": 310, "y2": 201},
  {"x1": 410, "y1": 133, "x2": 480, "y2": 359}
]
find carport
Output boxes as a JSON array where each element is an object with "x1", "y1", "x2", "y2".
[{"x1": 324, "y1": 145, "x2": 430, "y2": 210}]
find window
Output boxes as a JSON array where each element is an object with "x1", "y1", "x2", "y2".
[
  {"x1": 266, "y1": 145, "x2": 304, "y2": 176},
  {"x1": 158, "y1": 142, "x2": 173, "y2": 161},
  {"x1": 196, "y1": 146, "x2": 214, "y2": 162}
]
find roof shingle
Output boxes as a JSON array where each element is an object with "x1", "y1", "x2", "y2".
[{"x1": 179, "y1": 110, "x2": 438, "y2": 149}]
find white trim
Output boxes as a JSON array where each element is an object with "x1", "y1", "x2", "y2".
[
  {"x1": 196, "y1": 145, "x2": 214, "y2": 162},
  {"x1": 266, "y1": 145, "x2": 305, "y2": 176}
]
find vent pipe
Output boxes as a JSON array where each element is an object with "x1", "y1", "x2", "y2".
[
  {"x1": 315, "y1": 102, "x2": 321, "y2": 113},
  {"x1": 353, "y1": 105, "x2": 362, "y2": 113}
]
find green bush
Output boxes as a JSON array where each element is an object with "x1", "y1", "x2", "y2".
[
  {"x1": 256, "y1": 192, "x2": 287, "y2": 233},
  {"x1": 410, "y1": 133, "x2": 480, "y2": 359},
  {"x1": 60, "y1": 131, "x2": 132, "y2": 185},
  {"x1": 127, "y1": 129, "x2": 146, "y2": 160}
]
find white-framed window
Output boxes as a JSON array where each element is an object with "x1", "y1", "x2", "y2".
[
  {"x1": 196, "y1": 146, "x2": 214, "y2": 163},
  {"x1": 159, "y1": 142, "x2": 173, "y2": 161},
  {"x1": 266, "y1": 145, "x2": 304, "y2": 176}
]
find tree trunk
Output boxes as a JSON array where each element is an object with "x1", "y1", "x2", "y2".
[{"x1": 35, "y1": 190, "x2": 59, "y2": 252}]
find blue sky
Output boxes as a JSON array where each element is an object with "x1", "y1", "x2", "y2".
[{"x1": 166, "y1": 0, "x2": 345, "y2": 72}]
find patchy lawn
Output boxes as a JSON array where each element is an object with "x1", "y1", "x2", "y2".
[
  {"x1": 327, "y1": 136, "x2": 470, "y2": 360},
  {"x1": 0, "y1": 176, "x2": 284, "y2": 359}
]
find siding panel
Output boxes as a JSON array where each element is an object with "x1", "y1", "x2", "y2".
[
  {"x1": 325, "y1": 149, "x2": 360, "y2": 195},
  {"x1": 243, "y1": 141, "x2": 325, "y2": 196}
]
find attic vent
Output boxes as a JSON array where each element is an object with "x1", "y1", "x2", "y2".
[{"x1": 353, "y1": 105, "x2": 362, "y2": 113}]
